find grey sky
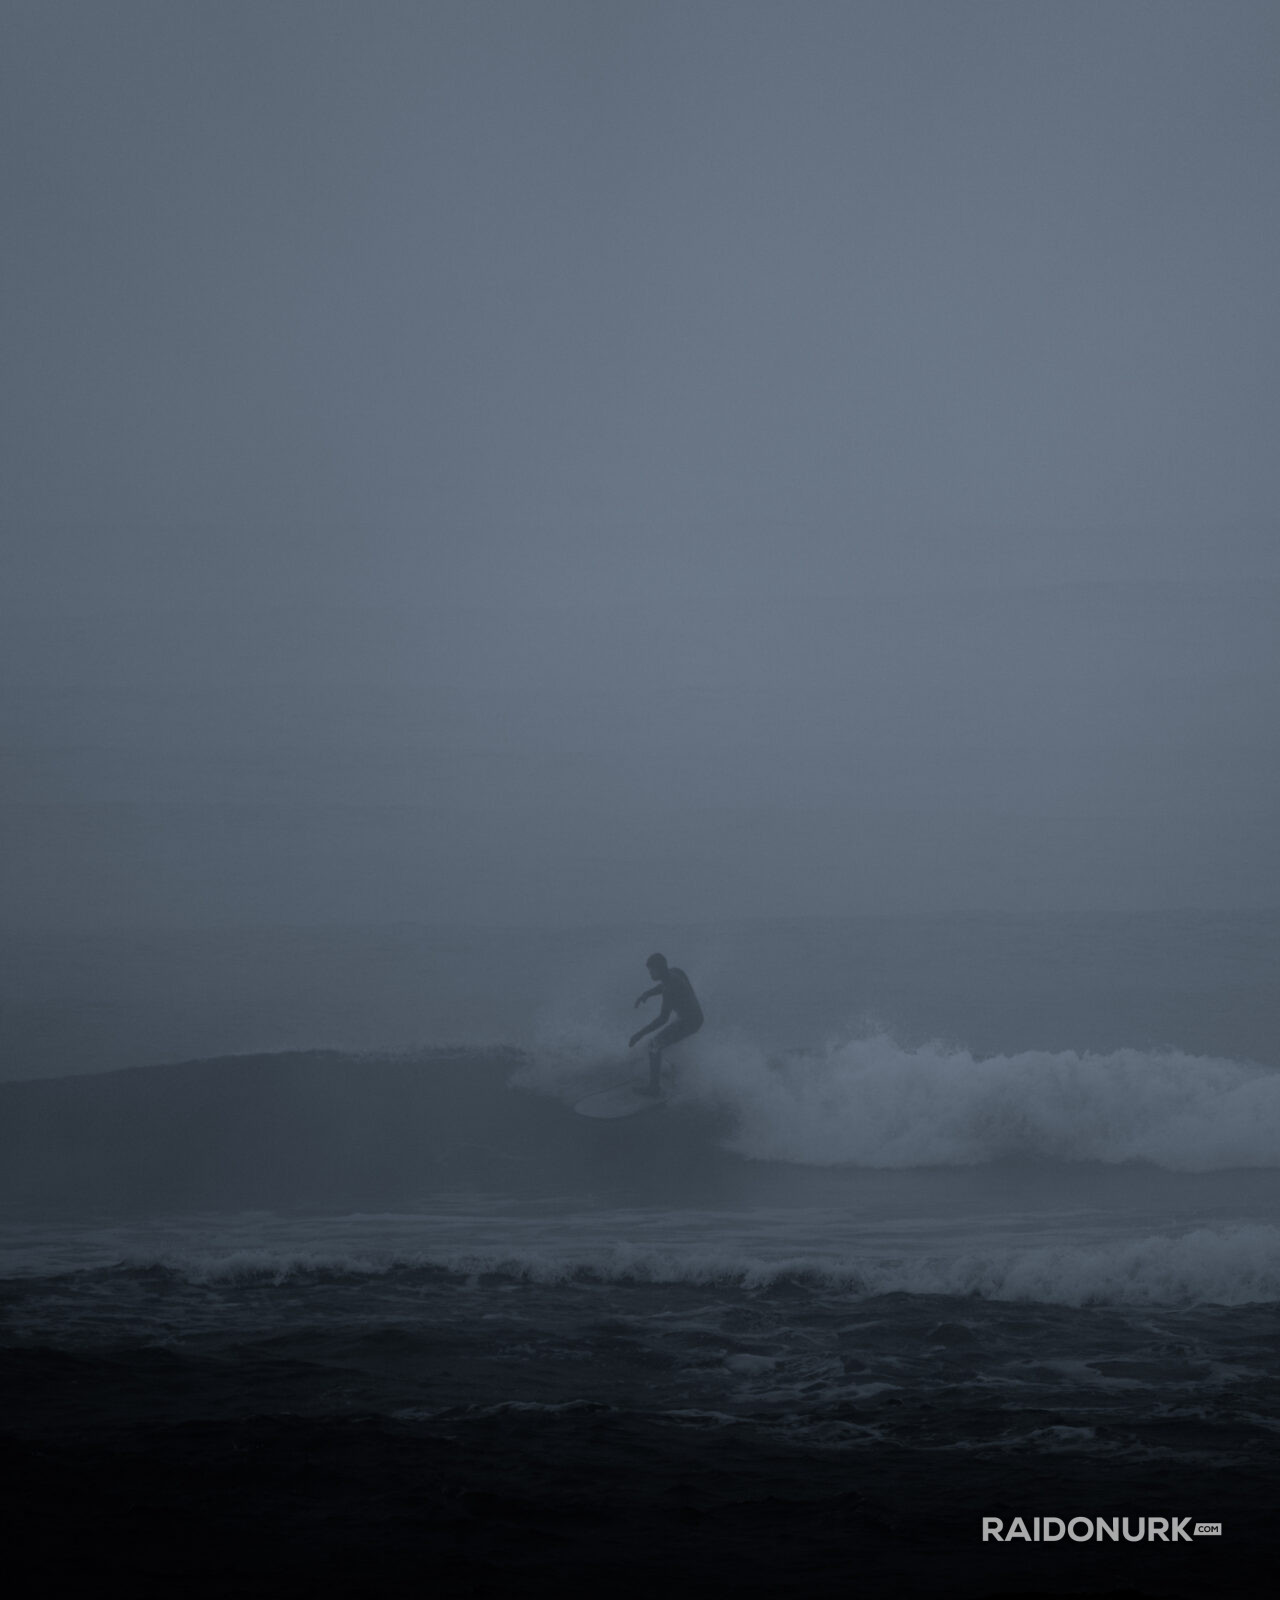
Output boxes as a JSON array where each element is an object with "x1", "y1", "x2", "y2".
[{"x1": 3, "y1": 1, "x2": 1278, "y2": 925}]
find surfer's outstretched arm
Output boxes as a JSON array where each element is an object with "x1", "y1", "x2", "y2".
[{"x1": 634, "y1": 984, "x2": 662, "y2": 1008}]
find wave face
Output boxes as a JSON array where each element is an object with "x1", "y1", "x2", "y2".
[{"x1": 657, "y1": 1034, "x2": 1280, "y2": 1171}]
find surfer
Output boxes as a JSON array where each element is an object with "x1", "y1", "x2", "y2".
[{"x1": 629, "y1": 953, "x2": 703, "y2": 1095}]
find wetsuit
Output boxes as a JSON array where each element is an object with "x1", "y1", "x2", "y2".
[
  {"x1": 646, "y1": 967, "x2": 703, "y2": 1056},
  {"x1": 633, "y1": 965, "x2": 703, "y2": 1091}
]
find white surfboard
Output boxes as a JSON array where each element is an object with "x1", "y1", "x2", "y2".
[{"x1": 572, "y1": 1082, "x2": 668, "y2": 1119}]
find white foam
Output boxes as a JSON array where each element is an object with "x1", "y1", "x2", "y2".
[
  {"x1": 673, "y1": 1032, "x2": 1280, "y2": 1171},
  {"x1": 108, "y1": 1222, "x2": 1280, "y2": 1307}
]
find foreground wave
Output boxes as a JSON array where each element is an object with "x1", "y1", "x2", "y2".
[{"x1": 25, "y1": 1221, "x2": 1280, "y2": 1307}]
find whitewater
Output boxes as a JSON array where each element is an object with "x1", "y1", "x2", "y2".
[{"x1": 521, "y1": 1030, "x2": 1280, "y2": 1171}]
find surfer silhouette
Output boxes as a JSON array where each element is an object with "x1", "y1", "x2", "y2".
[{"x1": 629, "y1": 953, "x2": 703, "y2": 1095}]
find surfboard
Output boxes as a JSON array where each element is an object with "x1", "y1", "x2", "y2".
[{"x1": 572, "y1": 1082, "x2": 667, "y2": 1119}]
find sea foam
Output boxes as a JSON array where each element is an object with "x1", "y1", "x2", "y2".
[{"x1": 672, "y1": 1034, "x2": 1280, "y2": 1171}]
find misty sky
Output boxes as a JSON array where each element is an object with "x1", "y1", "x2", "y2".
[{"x1": 3, "y1": 0, "x2": 1278, "y2": 926}]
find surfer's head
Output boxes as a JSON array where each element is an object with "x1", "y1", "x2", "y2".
[{"x1": 646, "y1": 952, "x2": 668, "y2": 977}]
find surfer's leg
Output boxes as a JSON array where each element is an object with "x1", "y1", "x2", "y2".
[{"x1": 646, "y1": 1019, "x2": 698, "y2": 1092}]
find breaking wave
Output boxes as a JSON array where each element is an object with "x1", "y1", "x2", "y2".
[
  {"x1": 97, "y1": 1221, "x2": 1280, "y2": 1307},
  {"x1": 660, "y1": 1034, "x2": 1280, "y2": 1171}
]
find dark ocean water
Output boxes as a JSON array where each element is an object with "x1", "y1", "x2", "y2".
[{"x1": 1, "y1": 914, "x2": 1278, "y2": 1595}]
